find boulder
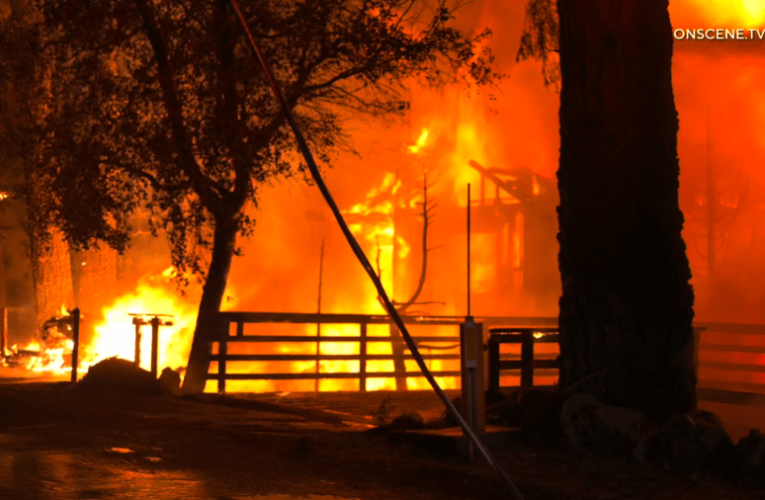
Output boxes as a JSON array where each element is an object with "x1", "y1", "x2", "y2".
[
  {"x1": 560, "y1": 393, "x2": 643, "y2": 456},
  {"x1": 635, "y1": 410, "x2": 734, "y2": 477},
  {"x1": 731, "y1": 429, "x2": 765, "y2": 485}
]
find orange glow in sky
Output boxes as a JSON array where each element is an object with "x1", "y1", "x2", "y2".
[{"x1": 671, "y1": 0, "x2": 765, "y2": 27}]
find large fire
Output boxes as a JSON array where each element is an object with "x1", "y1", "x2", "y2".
[
  {"x1": 671, "y1": 0, "x2": 765, "y2": 26},
  {"x1": 7, "y1": 268, "x2": 203, "y2": 379},
  {"x1": 5, "y1": 0, "x2": 764, "y2": 392},
  {"x1": 78, "y1": 267, "x2": 201, "y2": 375}
]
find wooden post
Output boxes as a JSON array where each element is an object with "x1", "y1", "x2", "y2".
[
  {"x1": 150, "y1": 316, "x2": 159, "y2": 378},
  {"x1": 520, "y1": 329, "x2": 534, "y2": 389},
  {"x1": 70, "y1": 308, "x2": 80, "y2": 383},
  {"x1": 488, "y1": 335, "x2": 500, "y2": 391},
  {"x1": 134, "y1": 321, "x2": 142, "y2": 367},
  {"x1": 218, "y1": 323, "x2": 228, "y2": 394},
  {"x1": 359, "y1": 322, "x2": 367, "y2": 392},
  {"x1": 0, "y1": 306, "x2": 6, "y2": 359}
]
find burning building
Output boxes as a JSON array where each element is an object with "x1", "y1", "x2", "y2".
[{"x1": 2, "y1": 0, "x2": 764, "y2": 395}]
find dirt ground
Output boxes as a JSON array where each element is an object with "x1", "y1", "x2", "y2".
[{"x1": 0, "y1": 381, "x2": 763, "y2": 500}]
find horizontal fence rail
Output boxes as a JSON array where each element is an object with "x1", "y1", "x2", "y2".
[
  {"x1": 488, "y1": 327, "x2": 559, "y2": 390},
  {"x1": 202, "y1": 312, "x2": 765, "y2": 407},
  {"x1": 694, "y1": 322, "x2": 765, "y2": 407},
  {"x1": 204, "y1": 313, "x2": 557, "y2": 393},
  {"x1": 487, "y1": 322, "x2": 765, "y2": 408},
  {"x1": 695, "y1": 322, "x2": 765, "y2": 335}
]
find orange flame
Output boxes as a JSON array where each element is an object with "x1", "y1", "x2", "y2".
[
  {"x1": 79, "y1": 267, "x2": 205, "y2": 378},
  {"x1": 407, "y1": 128, "x2": 429, "y2": 154},
  {"x1": 671, "y1": 0, "x2": 765, "y2": 27}
]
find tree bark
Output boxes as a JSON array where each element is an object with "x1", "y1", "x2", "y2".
[
  {"x1": 557, "y1": 0, "x2": 696, "y2": 417},
  {"x1": 181, "y1": 216, "x2": 238, "y2": 394}
]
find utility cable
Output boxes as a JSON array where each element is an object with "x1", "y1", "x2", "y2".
[{"x1": 227, "y1": 1, "x2": 524, "y2": 498}]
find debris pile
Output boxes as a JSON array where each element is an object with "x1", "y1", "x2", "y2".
[{"x1": 77, "y1": 357, "x2": 164, "y2": 396}]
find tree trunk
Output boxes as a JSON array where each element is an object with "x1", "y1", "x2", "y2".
[
  {"x1": 557, "y1": 0, "x2": 696, "y2": 417},
  {"x1": 181, "y1": 217, "x2": 238, "y2": 394}
]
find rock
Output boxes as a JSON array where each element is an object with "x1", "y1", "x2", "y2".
[
  {"x1": 636, "y1": 410, "x2": 734, "y2": 477},
  {"x1": 158, "y1": 367, "x2": 182, "y2": 396},
  {"x1": 731, "y1": 429, "x2": 765, "y2": 485},
  {"x1": 560, "y1": 393, "x2": 644, "y2": 456},
  {"x1": 77, "y1": 357, "x2": 164, "y2": 396}
]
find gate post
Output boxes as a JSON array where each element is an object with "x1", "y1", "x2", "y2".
[
  {"x1": 150, "y1": 316, "x2": 159, "y2": 378},
  {"x1": 520, "y1": 329, "x2": 534, "y2": 389},
  {"x1": 488, "y1": 334, "x2": 500, "y2": 391},
  {"x1": 70, "y1": 308, "x2": 80, "y2": 383},
  {"x1": 460, "y1": 317, "x2": 486, "y2": 436},
  {"x1": 132, "y1": 318, "x2": 142, "y2": 367}
]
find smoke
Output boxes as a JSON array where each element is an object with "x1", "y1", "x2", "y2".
[{"x1": 671, "y1": 1, "x2": 765, "y2": 321}]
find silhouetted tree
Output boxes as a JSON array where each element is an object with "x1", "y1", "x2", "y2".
[
  {"x1": 522, "y1": 0, "x2": 696, "y2": 417},
  {"x1": 6, "y1": 0, "x2": 499, "y2": 392}
]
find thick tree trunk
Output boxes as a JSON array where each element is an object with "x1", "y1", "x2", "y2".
[
  {"x1": 557, "y1": 0, "x2": 696, "y2": 417},
  {"x1": 181, "y1": 217, "x2": 238, "y2": 394}
]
